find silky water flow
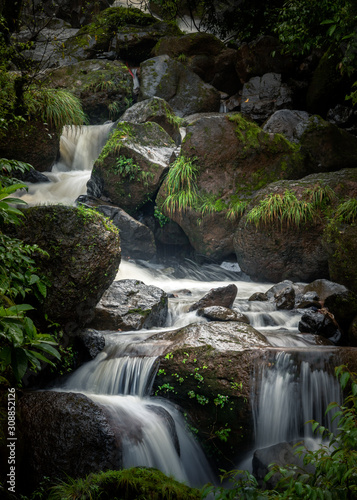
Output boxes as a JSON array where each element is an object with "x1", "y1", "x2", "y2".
[{"x1": 29, "y1": 124, "x2": 343, "y2": 485}]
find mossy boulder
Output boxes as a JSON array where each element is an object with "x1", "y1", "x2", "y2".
[
  {"x1": 15, "y1": 205, "x2": 121, "y2": 331},
  {"x1": 65, "y1": 6, "x2": 182, "y2": 63},
  {"x1": 48, "y1": 59, "x2": 133, "y2": 124},
  {"x1": 233, "y1": 169, "x2": 357, "y2": 282},
  {"x1": 88, "y1": 121, "x2": 176, "y2": 214},
  {"x1": 157, "y1": 113, "x2": 305, "y2": 260},
  {"x1": 0, "y1": 120, "x2": 61, "y2": 172},
  {"x1": 139, "y1": 55, "x2": 221, "y2": 117},
  {"x1": 151, "y1": 322, "x2": 271, "y2": 465},
  {"x1": 120, "y1": 96, "x2": 182, "y2": 145},
  {"x1": 322, "y1": 221, "x2": 357, "y2": 295}
]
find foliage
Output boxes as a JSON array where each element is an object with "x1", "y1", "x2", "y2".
[
  {"x1": 0, "y1": 160, "x2": 60, "y2": 384},
  {"x1": 24, "y1": 87, "x2": 88, "y2": 129},
  {"x1": 334, "y1": 198, "x2": 357, "y2": 224},
  {"x1": 275, "y1": 0, "x2": 357, "y2": 74},
  {"x1": 48, "y1": 467, "x2": 201, "y2": 500},
  {"x1": 202, "y1": 365, "x2": 357, "y2": 500},
  {"x1": 162, "y1": 155, "x2": 199, "y2": 215},
  {"x1": 154, "y1": 206, "x2": 170, "y2": 227},
  {"x1": 246, "y1": 189, "x2": 316, "y2": 230},
  {"x1": 113, "y1": 155, "x2": 154, "y2": 187}
]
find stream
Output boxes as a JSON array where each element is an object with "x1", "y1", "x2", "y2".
[{"x1": 21, "y1": 124, "x2": 343, "y2": 488}]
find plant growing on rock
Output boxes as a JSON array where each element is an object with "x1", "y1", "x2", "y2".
[
  {"x1": 162, "y1": 155, "x2": 199, "y2": 215},
  {"x1": 0, "y1": 159, "x2": 60, "y2": 384}
]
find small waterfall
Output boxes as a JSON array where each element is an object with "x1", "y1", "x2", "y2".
[
  {"x1": 18, "y1": 122, "x2": 114, "y2": 206},
  {"x1": 252, "y1": 351, "x2": 342, "y2": 449},
  {"x1": 56, "y1": 332, "x2": 215, "y2": 488}
]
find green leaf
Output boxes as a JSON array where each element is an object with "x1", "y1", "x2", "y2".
[
  {"x1": 12, "y1": 348, "x2": 29, "y2": 381},
  {"x1": 36, "y1": 343, "x2": 61, "y2": 361},
  {"x1": 340, "y1": 371, "x2": 351, "y2": 390},
  {"x1": 0, "y1": 346, "x2": 12, "y2": 365}
]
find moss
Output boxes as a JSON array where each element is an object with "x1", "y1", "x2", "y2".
[{"x1": 50, "y1": 467, "x2": 201, "y2": 499}]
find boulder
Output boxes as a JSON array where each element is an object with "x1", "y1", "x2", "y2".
[
  {"x1": 241, "y1": 73, "x2": 293, "y2": 123},
  {"x1": 153, "y1": 33, "x2": 240, "y2": 95},
  {"x1": 119, "y1": 97, "x2": 182, "y2": 145},
  {"x1": 139, "y1": 55, "x2": 221, "y2": 117},
  {"x1": 64, "y1": 6, "x2": 182, "y2": 63},
  {"x1": 189, "y1": 284, "x2": 238, "y2": 312},
  {"x1": 263, "y1": 111, "x2": 357, "y2": 173},
  {"x1": 151, "y1": 321, "x2": 271, "y2": 465},
  {"x1": 235, "y1": 36, "x2": 293, "y2": 83},
  {"x1": 323, "y1": 222, "x2": 357, "y2": 295},
  {"x1": 0, "y1": 120, "x2": 61, "y2": 172},
  {"x1": 21, "y1": 0, "x2": 114, "y2": 28},
  {"x1": 48, "y1": 60, "x2": 133, "y2": 124},
  {"x1": 253, "y1": 441, "x2": 315, "y2": 489},
  {"x1": 324, "y1": 290, "x2": 357, "y2": 334},
  {"x1": 89, "y1": 279, "x2": 168, "y2": 331},
  {"x1": 157, "y1": 113, "x2": 305, "y2": 260},
  {"x1": 303, "y1": 279, "x2": 348, "y2": 302},
  {"x1": 87, "y1": 121, "x2": 176, "y2": 214},
  {"x1": 274, "y1": 285, "x2": 296, "y2": 310},
  {"x1": 15, "y1": 205, "x2": 121, "y2": 331},
  {"x1": 76, "y1": 328, "x2": 106, "y2": 360},
  {"x1": 18, "y1": 391, "x2": 119, "y2": 491},
  {"x1": 95, "y1": 205, "x2": 156, "y2": 260},
  {"x1": 197, "y1": 306, "x2": 249, "y2": 324},
  {"x1": 234, "y1": 169, "x2": 357, "y2": 283},
  {"x1": 298, "y1": 309, "x2": 341, "y2": 342}
]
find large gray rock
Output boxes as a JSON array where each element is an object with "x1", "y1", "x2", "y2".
[
  {"x1": 189, "y1": 284, "x2": 238, "y2": 312},
  {"x1": 15, "y1": 205, "x2": 121, "y2": 332},
  {"x1": 241, "y1": 73, "x2": 293, "y2": 123},
  {"x1": 88, "y1": 121, "x2": 176, "y2": 214},
  {"x1": 96, "y1": 205, "x2": 156, "y2": 260},
  {"x1": 139, "y1": 55, "x2": 221, "y2": 117},
  {"x1": 197, "y1": 306, "x2": 249, "y2": 323},
  {"x1": 263, "y1": 109, "x2": 311, "y2": 143},
  {"x1": 18, "y1": 391, "x2": 119, "y2": 490},
  {"x1": 120, "y1": 97, "x2": 182, "y2": 145},
  {"x1": 90, "y1": 279, "x2": 168, "y2": 331}
]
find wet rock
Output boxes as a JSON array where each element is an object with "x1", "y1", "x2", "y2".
[
  {"x1": 303, "y1": 279, "x2": 348, "y2": 302},
  {"x1": 324, "y1": 290, "x2": 357, "y2": 334},
  {"x1": 88, "y1": 121, "x2": 176, "y2": 213},
  {"x1": 95, "y1": 205, "x2": 156, "y2": 260},
  {"x1": 76, "y1": 328, "x2": 106, "y2": 360},
  {"x1": 21, "y1": 170, "x2": 51, "y2": 184},
  {"x1": 89, "y1": 279, "x2": 168, "y2": 331},
  {"x1": 253, "y1": 441, "x2": 315, "y2": 488},
  {"x1": 14, "y1": 205, "x2": 121, "y2": 332},
  {"x1": 241, "y1": 73, "x2": 293, "y2": 123},
  {"x1": 298, "y1": 308, "x2": 341, "y2": 343},
  {"x1": 18, "y1": 391, "x2": 119, "y2": 490},
  {"x1": 296, "y1": 292, "x2": 321, "y2": 309},
  {"x1": 0, "y1": 120, "x2": 61, "y2": 172},
  {"x1": 139, "y1": 55, "x2": 221, "y2": 117},
  {"x1": 249, "y1": 292, "x2": 268, "y2": 302},
  {"x1": 197, "y1": 306, "x2": 249, "y2": 324},
  {"x1": 120, "y1": 97, "x2": 182, "y2": 145},
  {"x1": 263, "y1": 109, "x2": 310, "y2": 143},
  {"x1": 189, "y1": 284, "x2": 238, "y2": 312},
  {"x1": 274, "y1": 285, "x2": 296, "y2": 310},
  {"x1": 48, "y1": 60, "x2": 133, "y2": 124},
  {"x1": 157, "y1": 113, "x2": 304, "y2": 260}
]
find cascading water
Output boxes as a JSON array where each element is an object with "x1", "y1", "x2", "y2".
[
  {"x1": 18, "y1": 122, "x2": 114, "y2": 205},
  {"x1": 26, "y1": 122, "x2": 345, "y2": 485},
  {"x1": 56, "y1": 331, "x2": 214, "y2": 487},
  {"x1": 252, "y1": 351, "x2": 342, "y2": 449}
]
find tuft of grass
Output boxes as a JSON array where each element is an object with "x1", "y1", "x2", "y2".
[
  {"x1": 304, "y1": 184, "x2": 337, "y2": 208},
  {"x1": 246, "y1": 189, "x2": 316, "y2": 230},
  {"x1": 162, "y1": 155, "x2": 199, "y2": 215},
  {"x1": 48, "y1": 467, "x2": 201, "y2": 500},
  {"x1": 24, "y1": 88, "x2": 88, "y2": 129},
  {"x1": 226, "y1": 199, "x2": 248, "y2": 220},
  {"x1": 335, "y1": 198, "x2": 357, "y2": 223}
]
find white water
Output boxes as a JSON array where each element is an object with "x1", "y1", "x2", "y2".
[
  {"x1": 18, "y1": 123, "x2": 113, "y2": 206},
  {"x1": 24, "y1": 122, "x2": 343, "y2": 484}
]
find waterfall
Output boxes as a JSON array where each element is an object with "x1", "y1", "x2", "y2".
[
  {"x1": 56, "y1": 331, "x2": 215, "y2": 488},
  {"x1": 18, "y1": 122, "x2": 114, "y2": 206},
  {"x1": 252, "y1": 351, "x2": 342, "y2": 449}
]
